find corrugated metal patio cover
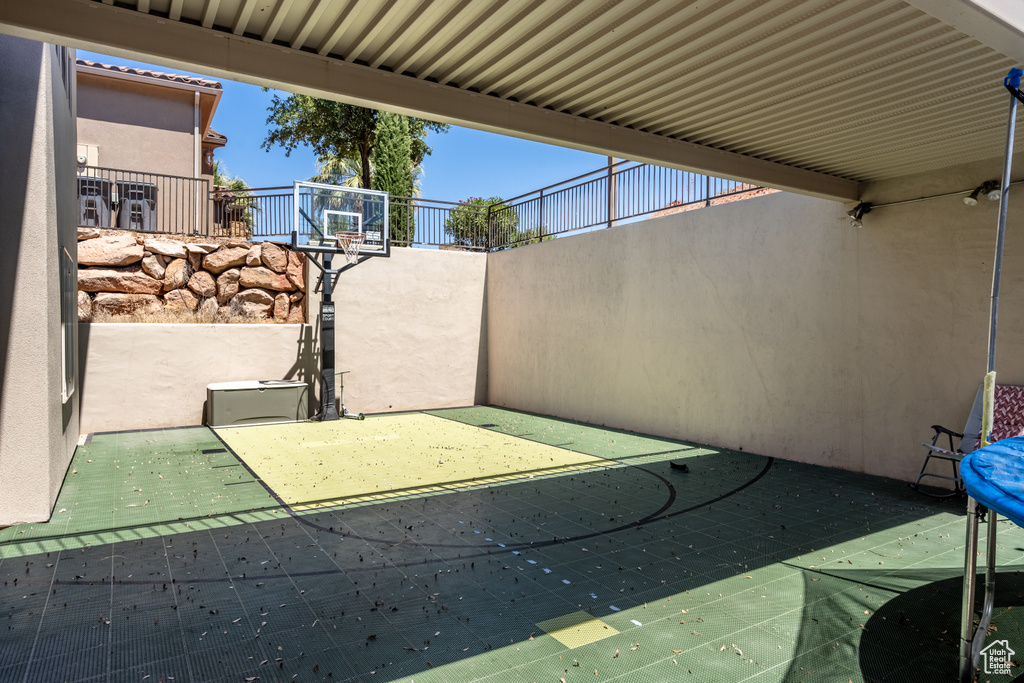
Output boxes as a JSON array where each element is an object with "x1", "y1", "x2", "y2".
[{"x1": 2, "y1": 0, "x2": 1023, "y2": 199}]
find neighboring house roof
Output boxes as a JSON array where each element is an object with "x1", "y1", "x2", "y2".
[
  {"x1": 203, "y1": 128, "x2": 228, "y2": 148},
  {"x1": 75, "y1": 59, "x2": 221, "y2": 90}
]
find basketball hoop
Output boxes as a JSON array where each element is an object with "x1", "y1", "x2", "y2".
[{"x1": 334, "y1": 231, "x2": 365, "y2": 265}]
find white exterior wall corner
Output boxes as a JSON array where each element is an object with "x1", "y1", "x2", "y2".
[
  {"x1": 486, "y1": 172, "x2": 1024, "y2": 483},
  {"x1": 0, "y1": 36, "x2": 79, "y2": 526}
]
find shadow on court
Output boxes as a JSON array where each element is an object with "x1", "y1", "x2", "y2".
[{"x1": 0, "y1": 408, "x2": 985, "y2": 683}]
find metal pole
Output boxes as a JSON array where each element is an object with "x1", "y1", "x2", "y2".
[
  {"x1": 318, "y1": 250, "x2": 339, "y2": 421},
  {"x1": 607, "y1": 157, "x2": 618, "y2": 229},
  {"x1": 960, "y1": 68, "x2": 1021, "y2": 683},
  {"x1": 539, "y1": 189, "x2": 545, "y2": 243},
  {"x1": 960, "y1": 497, "x2": 981, "y2": 683},
  {"x1": 987, "y1": 78, "x2": 1018, "y2": 375}
]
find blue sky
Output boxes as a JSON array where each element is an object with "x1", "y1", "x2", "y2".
[{"x1": 78, "y1": 51, "x2": 608, "y2": 202}]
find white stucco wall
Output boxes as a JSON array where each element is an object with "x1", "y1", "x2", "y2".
[
  {"x1": 486, "y1": 163, "x2": 1024, "y2": 483},
  {"x1": 0, "y1": 38, "x2": 79, "y2": 525},
  {"x1": 77, "y1": 323, "x2": 317, "y2": 433},
  {"x1": 330, "y1": 246, "x2": 488, "y2": 414}
]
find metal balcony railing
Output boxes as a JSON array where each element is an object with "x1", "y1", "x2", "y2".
[
  {"x1": 77, "y1": 162, "x2": 764, "y2": 249},
  {"x1": 489, "y1": 160, "x2": 762, "y2": 249},
  {"x1": 76, "y1": 166, "x2": 210, "y2": 235},
  {"x1": 210, "y1": 185, "x2": 292, "y2": 239}
]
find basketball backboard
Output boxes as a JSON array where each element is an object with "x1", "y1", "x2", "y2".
[{"x1": 292, "y1": 181, "x2": 389, "y2": 257}]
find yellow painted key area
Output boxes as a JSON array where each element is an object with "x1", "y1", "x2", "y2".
[
  {"x1": 536, "y1": 611, "x2": 620, "y2": 649},
  {"x1": 215, "y1": 413, "x2": 609, "y2": 508}
]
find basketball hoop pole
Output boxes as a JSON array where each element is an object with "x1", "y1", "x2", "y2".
[
  {"x1": 289, "y1": 181, "x2": 391, "y2": 421},
  {"x1": 318, "y1": 248, "x2": 340, "y2": 421},
  {"x1": 291, "y1": 226, "x2": 346, "y2": 421}
]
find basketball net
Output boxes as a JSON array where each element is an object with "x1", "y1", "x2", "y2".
[{"x1": 334, "y1": 231, "x2": 365, "y2": 265}]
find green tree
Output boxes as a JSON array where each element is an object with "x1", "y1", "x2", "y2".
[
  {"x1": 444, "y1": 196, "x2": 554, "y2": 250},
  {"x1": 310, "y1": 154, "x2": 363, "y2": 188},
  {"x1": 443, "y1": 197, "x2": 516, "y2": 249},
  {"x1": 444, "y1": 196, "x2": 496, "y2": 249},
  {"x1": 261, "y1": 94, "x2": 447, "y2": 191},
  {"x1": 311, "y1": 152, "x2": 426, "y2": 196},
  {"x1": 371, "y1": 112, "x2": 414, "y2": 243},
  {"x1": 211, "y1": 160, "x2": 248, "y2": 192}
]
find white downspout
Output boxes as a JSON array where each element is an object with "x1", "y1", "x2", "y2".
[{"x1": 194, "y1": 91, "x2": 201, "y2": 234}]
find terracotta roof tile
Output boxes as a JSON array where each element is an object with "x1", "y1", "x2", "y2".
[{"x1": 76, "y1": 59, "x2": 222, "y2": 90}]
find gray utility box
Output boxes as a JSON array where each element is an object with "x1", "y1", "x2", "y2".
[{"x1": 207, "y1": 380, "x2": 308, "y2": 428}]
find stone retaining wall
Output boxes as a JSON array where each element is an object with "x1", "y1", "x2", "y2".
[{"x1": 76, "y1": 228, "x2": 306, "y2": 323}]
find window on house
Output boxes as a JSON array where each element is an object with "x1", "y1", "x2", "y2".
[{"x1": 60, "y1": 245, "x2": 75, "y2": 402}]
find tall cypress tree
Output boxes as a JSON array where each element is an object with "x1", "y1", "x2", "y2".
[{"x1": 371, "y1": 112, "x2": 414, "y2": 244}]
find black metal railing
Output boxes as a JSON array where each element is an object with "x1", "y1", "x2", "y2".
[
  {"x1": 387, "y1": 196, "x2": 490, "y2": 250},
  {"x1": 210, "y1": 185, "x2": 292, "y2": 239},
  {"x1": 489, "y1": 160, "x2": 762, "y2": 249},
  {"x1": 76, "y1": 166, "x2": 210, "y2": 235},
  {"x1": 77, "y1": 162, "x2": 764, "y2": 248}
]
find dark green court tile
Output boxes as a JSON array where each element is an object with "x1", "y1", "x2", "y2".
[
  {"x1": 30, "y1": 644, "x2": 110, "y2": 681},
  {"x1": 109, "y1": 654, "x2": 191, "y2": 683}
]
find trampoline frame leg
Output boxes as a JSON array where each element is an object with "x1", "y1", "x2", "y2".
[{"x1": 960, "y1": 499, "x2": 998, "y2": 683}]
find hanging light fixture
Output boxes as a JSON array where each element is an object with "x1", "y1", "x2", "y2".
[
  {"x1": 984, "y1": 180, "x2": 1002, "y2": 202},
  {"x1": 847, "y1": 202, "x2": 872, "y2": 228},
  {"x1": 964, "y1": 180, "x2": 1001, "y2": 206}
]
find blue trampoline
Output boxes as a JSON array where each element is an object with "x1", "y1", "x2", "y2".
[{"x1": 961, "y1": 437, "x2": 1024, "y2": 530}]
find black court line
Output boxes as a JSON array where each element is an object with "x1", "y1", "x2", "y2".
[
  {"x1": 53, "y1": 458, "x2": 774, "y2": 588},
  {"x1": 209, "y1": 420, "x2": 772, "y2": 552},
  {"x1": 16, "y1": 420, "x2": 772, "y2": 565},
  {"x1": 208, "y1": 425, "x2": 676, "y2": 549},
  {"x1": 49, "y1": 425, "x2": 774, "y2": 588}
]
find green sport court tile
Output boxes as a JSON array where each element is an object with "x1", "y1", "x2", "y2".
[
  {"x1": 0, "y1": 406, "x2": 1014, "y2": 683},
  {"x1": 0, "y1": 427, "x2": 276, "y2": 557},
  {"x1": 426, "y1": 405, "x2": 710, "y2": 461}
]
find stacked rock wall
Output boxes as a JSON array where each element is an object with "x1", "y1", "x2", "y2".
[{"x1": 77, "y1": 228, "x2": 307, "y2": 323}]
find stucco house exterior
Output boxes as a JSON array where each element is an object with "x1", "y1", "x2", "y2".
[
  {"x1": 75, "y1": 58, "x2": 225, "y2": 180},
  {"x1": 73, "y1": 59, "x2": 230, "y2": 234}
]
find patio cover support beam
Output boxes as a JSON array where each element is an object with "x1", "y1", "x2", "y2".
[
  {"x1": 905, "y1": 0, "x2": 1024, "y2": 64},
  {"x1": 0, "y1": 0, "x2": 861, "y2": 202}
]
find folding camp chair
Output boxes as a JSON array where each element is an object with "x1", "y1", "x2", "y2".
[
  {"x1": 909, "y1": 386, "x2": 984, "y2": 497},
  {"x1": 911, "y1": 384, "x2": 1024, "y2": 497}
]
